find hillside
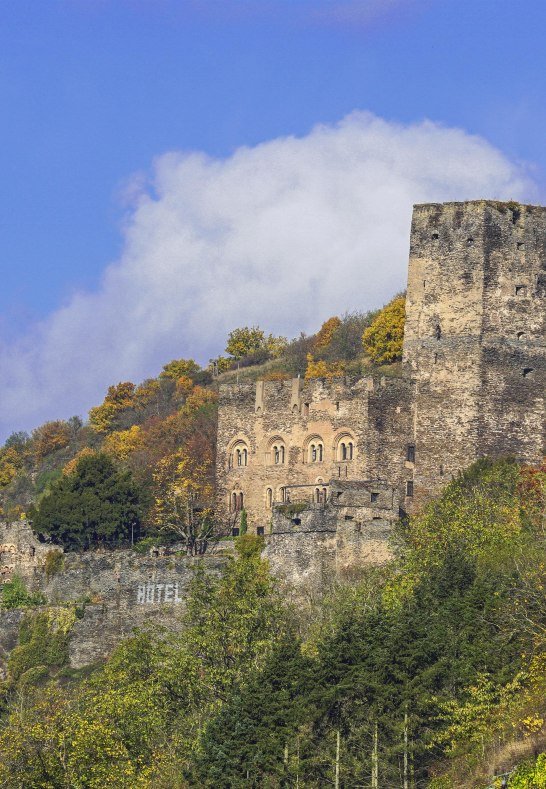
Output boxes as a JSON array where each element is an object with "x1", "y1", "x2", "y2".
[
  {"x1": 0, "y1": 300, "x2": 401, "y2": 548},
  {"x1": 0, "y1": 459, "x2": 545, "y2": 786},
  {"x1": 1, "y1": 289, "x2": 545, "y2": 787}
]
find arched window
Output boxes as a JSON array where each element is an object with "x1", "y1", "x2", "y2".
[
  {"x1": 266, "y1": 488, "x2": 273, "y2": 508},
  {"x1": 310, "y1": 442, "x2": 323, "y2": 463},
  {"x1": 230, "y1": 491, "x2": 244, "y2": 512},
  {"x1": 335, "y1": 433, "x2": 355, "y2": 462},
  {"x1": 303, "y1": 435, "x2": 324, "y2": 464},
  {"x1": 229, "y1": 438, "x2": 250, "y2": 470},
  {"x1": 267, "y1": 437, "x2": 286, "y2": 465},
  {"x1": 322, "y1": 487, "x2": 327, "y2": 503},
  {"x1": 315, "y1": 487, "x2": 321, "y2": 503}
]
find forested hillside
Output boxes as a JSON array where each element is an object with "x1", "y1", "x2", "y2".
[
  {"x1": 2, "y1": 294, "x2": 545, "y2": 786},
  {"x1": 0, "y1": 459, "x2": 545, "y2": 786}
]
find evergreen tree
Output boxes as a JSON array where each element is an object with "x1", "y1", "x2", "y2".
[{"x1": 28, "y1": 453, "x2": 143, "y2": 549}]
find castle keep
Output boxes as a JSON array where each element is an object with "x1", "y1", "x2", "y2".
[{"x1": 216, "y1": 201, "x2": 545, "y2": 582}]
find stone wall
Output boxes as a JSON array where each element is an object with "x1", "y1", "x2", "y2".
[
  {"x1": 264, "y1": 479, "x2": 397, "y2": 594},
  {"x1": 0, "y1": 522, "x2": 231, "y2": 669},
  {"x1": 404, "y1": 201, "x2": 545, "y2": 506},
  {"x1": 216, "y1": 375, "x2": 412, "y2": 533}
]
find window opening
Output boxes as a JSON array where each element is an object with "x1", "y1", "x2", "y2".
[
  {"x1": 371, "y1": 492, "x2": 379, "y2": 503},
  {"x1": 406, "y1": 444, "x2": 415, "y2": 463},
  {"x1": 406, "y1": 481, "x2": 414, "y2": 498}
]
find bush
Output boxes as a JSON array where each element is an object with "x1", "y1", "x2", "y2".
[
  {"x1": 0, "y1": 575, "x2": 45, "y2": 610},
  {"x1": 44, "y1": 549, "x2": 64, "y2": 579},
  {"x1": 8, "y1": 609, "x2": 75, "y2": 682}
]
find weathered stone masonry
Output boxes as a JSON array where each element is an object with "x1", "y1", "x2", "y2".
[{"x1": 217, "y1": 201, "x2": 546, "y2": 583}]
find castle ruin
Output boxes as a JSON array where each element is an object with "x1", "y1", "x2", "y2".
[{"x1": 216, "y1": 200, "x2": 545, "y2": 586}]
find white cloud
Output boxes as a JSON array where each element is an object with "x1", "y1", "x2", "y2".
[{"x1": 0, "y1": 111, "x2": 536, "y2": 439}]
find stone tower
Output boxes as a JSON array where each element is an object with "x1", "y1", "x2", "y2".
[{"x1": 404, "y1": 200, "x2": 545, "y2": 503}]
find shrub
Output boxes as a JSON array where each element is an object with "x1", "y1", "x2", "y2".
[
  {"x1": 44, "y1": 549, "x2": 64, "y2": 579},
  {"x1": 1, "y1": 575, "x2": 45, "y2": 610}
]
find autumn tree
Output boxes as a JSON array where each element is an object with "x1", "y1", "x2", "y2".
[
  {"x1": 314, "y1": 316, "x2": 342, "y2": 350},
  {"x1": 305, "y1": 354, "x2": 345, "y2": 380},
  {"x1": 225, "y1": 326, "x2": 286, "y2": 361},
  {"x1": 32, "y1": 420, "x2": 71, "y2": 460},
  {"x1": 89, "y1": 382, "x2": 136, "y2": 433},
  {"x1": 102, "y1": 425, "x2": 143, "y2": 462},
  {"x1": 225, "y1": 326, "x2": 265, "y2": 359},
  {"x1": 362, "y1": 294, "x2": 406, "y2": 364},
  {"x1": 160, "y1": 358, "x2": 201, "y2": 380}
]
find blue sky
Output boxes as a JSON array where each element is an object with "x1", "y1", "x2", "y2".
[{"x1": 0, "y1": 0, "x2": 544, "y2": 436}]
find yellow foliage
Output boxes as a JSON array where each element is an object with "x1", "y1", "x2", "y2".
[
  {"x1": 305, "y1": 354, "x2": 345, "y2": 380},
  {"x1": 103, "y1": 426, "x2": 143, "y2": 461},
  {"x1": 63, "y1": 447, "x2": 96, "y2": 475},
  {"x1": 160, "y1": 358, "x2": 200, "y2": 380},
  {"x1": 175, "y1": 375, "x2": 194, "y2": 399},
  {"x1": 0, "y1": 447, "x2": 22, "y2": 487},
  {"x1": 134, "y1": 378, "x2": 161, "y2": 408},
  {"x1": 314, "y1": 316, "x2": 341, "y2": 349},
  {"x1": 362, "y1": 295, "x2": 405, "y2": 364},
  {"x1": 89, "y1": 382, "x2": 136, "y2": 432},
  {"x1": 182, "y1": 386, "x2": 217, "y2": 414}
]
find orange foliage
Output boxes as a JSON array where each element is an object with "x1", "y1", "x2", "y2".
[
  {"x1": 314, "y1": 316, "x2": 341, "y2": 350},
  {"x1": 33, "y1": 421, "x2": 71, "y2": 460}
]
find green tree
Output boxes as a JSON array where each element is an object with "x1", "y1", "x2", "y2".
[{"x1": 28, "y1": 453, "x2": 144, "y2": 550}]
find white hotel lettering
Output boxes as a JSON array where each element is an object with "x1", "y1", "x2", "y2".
[{"x1": 136, "y1": 582, "x2": 183, "y2": 604}]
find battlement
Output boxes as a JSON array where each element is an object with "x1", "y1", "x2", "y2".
[{"x1": 216, "y1": 200, "x2": 545, "y2": 582}]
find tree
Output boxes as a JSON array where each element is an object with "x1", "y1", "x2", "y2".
[
  {"x1": 28, "y1": 453, "x2": 144, "y2": 550},
  {"x1": 160, "y1": 358, "x2": 201, "y2": 380},
  {"x1": 362, "y1": 295, "x2": 405, "y2": 364},
  {"x1": 151, "y1": 445, "x2": 215, "y2": 554},
  {"x1": 305, "y1": 354, "x2": 345, "y2": 380},
  {"x1": 32, "y1": 420, "x2": 71, "y2": 460},
  {"x1": 225, "y1": 326, "x2": 266, "y2": 359},
  {"x1": 102, "y1": 425, "x2": 143, "y2": 462},
  {"x1": 89, "y1": 382, "x2": 136, "y2": 433},
  {"x1": 314, "y1": 316, "x2": 342, "y2": 350}
]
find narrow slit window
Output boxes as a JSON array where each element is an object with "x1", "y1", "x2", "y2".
[
  {"x1": 406, "y1": 444, "x2": 415, "y2": 463},
  {"x1": 406, "y1": 481, "x2": 414, "y2": 498}
]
